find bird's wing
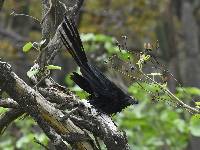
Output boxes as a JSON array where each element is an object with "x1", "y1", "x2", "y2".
[{"x1": 86, "y1": 64, "x2": 124, "y2": 97}]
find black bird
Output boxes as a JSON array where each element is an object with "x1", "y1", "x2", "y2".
[{"x1": 59, "y1": 17, "x2": 138, "y2": 114}]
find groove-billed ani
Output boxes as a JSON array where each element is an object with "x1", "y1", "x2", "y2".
[{"x1": 59, "y1": 17, "x2": 138, "y2": 114}]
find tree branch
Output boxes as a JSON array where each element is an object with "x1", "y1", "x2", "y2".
[
  {"x1": 38, "y1": 0, "x2": 85, "y2": 68},
  {"x1": 34, "y1": 114, "x2": 70, "y2": 150},
  {"x1": 0, "y1": 98, "x2": 19, "y2": 108},
  {"x1": 0, "y1": 60, "x2": 130, "y2": 149},
  {"x1": 0, "y1": 61, "x2": 96, "y2": 149},
  {"x1": 0, "y1": 109, "x2": 24, "y2": 134}
]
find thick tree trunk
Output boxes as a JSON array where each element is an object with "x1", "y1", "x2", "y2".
[{"x1": 180, "y1": 0, "x2": 200, "y2": 88}]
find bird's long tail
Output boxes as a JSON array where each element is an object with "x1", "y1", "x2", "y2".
[
  {"x1": 60, "y1": 17, "x2": 103, "y2": 90},
  {"x1": 59, "y1": 17, "x2": 88, "y2": 68}
]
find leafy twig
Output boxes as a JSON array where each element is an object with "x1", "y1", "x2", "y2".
[{"x1": 142, "y1": 72, "x2": 200, "y2": 114}]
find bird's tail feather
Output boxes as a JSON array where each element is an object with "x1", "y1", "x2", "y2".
[
  {"x1": 60, "y1": 17, "x2": 104, "y2": 89},
  {"x1": 60, "y1": 17, "x2": 88, "y2": 67},
  {"x1": 71, "y1": 72, "x2": 93, "y2": 94}
]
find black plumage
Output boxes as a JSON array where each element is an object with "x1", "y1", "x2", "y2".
[{"x1": 59, "y1": 17, "x2": 138, "y2": 114}]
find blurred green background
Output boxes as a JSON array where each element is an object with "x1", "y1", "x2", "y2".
[{"x1": 0, "y1": 0, "x2": 200, "y2": 149}]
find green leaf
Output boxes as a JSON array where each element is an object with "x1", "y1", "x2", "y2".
[
  {"x1": 81, "y1": 33, "x2": 114, "y2": 43},
  {"x1": 144, "y1": 54, "x2": 150, "y2": 61},
  {"x1": 0, "y1": 139, "x2": 13, "y2": 150},
  {"x1": 46, "y1": 65, "x2": 62, "y2": 70},
  {"x1": 80, "y1": 33, "x2": 95, "y2": 42},
  {"x1": 75, "y1": 91, "x2": 89, "y2": 99},
  {"x1": 195, "y1": 102, "x2": 200, "y2": 106},
  {"x1": 189, "y1": 115, "x2": 200, "y2": 137},
  {"x1": 173, "y1": 119, "x2": 187, "y2": 133},
  {"x1": 118, "y1": 50, "x2": 133, "y2": 61},
  {"x1": 27, "y1": 68, "x2": 39, "y2": 78},
  {"x1": 23, "y1": 42, "x2": 33, "y2": 53},
  {"x1": 64, "y1": 74, "x2": 74, "y2": 86},
  {"x1": 35, "y1": 133, "x2": 48, "y2": 145},
  {"x1": 94, "y1": 34, "x2": 114, "y2": 42},
  {"x1": 186, "y1": 87, "x2": 200, "y2": 95},
  {"x1": 0, "y1": 107, "x2": 8, "y2": 114}
]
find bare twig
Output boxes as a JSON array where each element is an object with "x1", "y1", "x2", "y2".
[
  {"x1": 10, "y1": 11, "x2": 41, "y2": 24},
  {"x1": 0, "y1": 109, "x2": 24, "y2": 134},
  {"x1": 34, "y1": 137, "x2": 50, "y2": 150}
]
